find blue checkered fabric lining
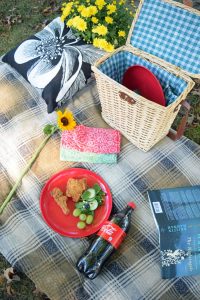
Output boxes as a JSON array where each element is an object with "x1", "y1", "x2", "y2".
[
  {"x1": 99, "y1": 51, "x2": 187, "y2": 105},
  {"x1": 131, "y1": 0, "x2": 200, "y2": 75}
]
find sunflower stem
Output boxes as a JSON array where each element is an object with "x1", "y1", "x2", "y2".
[{"x1": 0, "y1": 126, "x2": 58, "y2": 215}]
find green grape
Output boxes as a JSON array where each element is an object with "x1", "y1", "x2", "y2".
[
  {"x1": 79, "y1": 213, "x2": 87, "y2": 221},
  {"x1": 77, "y1": 221, "x2": 86, "y2": 229},
  {"x1": 86, "y1": 215, "x2": 94, "y2": 225},
  {"x1": 73, "y1": 208, "x2": 81, "y2": 217}
]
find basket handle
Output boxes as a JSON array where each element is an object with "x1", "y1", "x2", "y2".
[
  {"x1": 119, "y1": 91, "x2": 136, "y2": 105},
  {"x1": 167, "y1": 100, "x2": 190, "y2": 141}
]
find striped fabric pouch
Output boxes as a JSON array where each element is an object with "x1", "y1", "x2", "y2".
[{"x1": 60, "y1": 125, "x2": 121, "y2": 164}]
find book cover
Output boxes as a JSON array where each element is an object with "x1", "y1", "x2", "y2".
[{"x1": 147, "y1": 185, "x2": 200, "y2": 279}]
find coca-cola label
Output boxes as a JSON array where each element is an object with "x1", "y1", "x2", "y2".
[{"x1": 97, "y1": 221, "x2": 126, "y2": 249}]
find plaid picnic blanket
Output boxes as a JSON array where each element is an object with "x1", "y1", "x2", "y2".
[{"x1": 1, "y1": 60, "x2": 200, "y2": 300}]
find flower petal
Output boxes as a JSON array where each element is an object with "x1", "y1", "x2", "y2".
[
  {"x1": 35, "y1": 28, "x2": 54, "y2": 41},
  {"x1": 57, "y1": 110, "x2": 63, "y2": 118},
  {"x1": 14, "y1": 39, "x2": 41, "y2": 64},
  {"x1": 56, "y1": 46, "x2": 82, "y2": 102},
  {"x1": 27, "y1": 57, "x2": 63, "y2": 89},
  {"x1": 75, "y1": 44, "x2": 104, "y2": 64},
  {"x1": 45, "y1": 17, "x2": 64, "y2": 39}
]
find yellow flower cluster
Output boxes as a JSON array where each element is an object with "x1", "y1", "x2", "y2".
[
  {"x1": 105, "y1": 16, "x2": 113, "y2": 24},
  {"x1": 67, "y1": 16, "x2": 87, "y2": 31},
  {"x1": 118, "y1": 30, "x2": 126, "y2": 37},
  {"x1": 61, "y1": 2, "x2": 73, "y2": 21},
  {"x1": 92, "y1": 24, "x2": 108, "y2": 36},
  {"x1": 61, "y1": 0, "x2": 134, "y2": 52},
  {"x1": 93, "y1": 38, "x2": 114, "y2": 52},
  {"x1": 92, "y1": 17, "x2": 98, "y2": 24},
  {"x1": 95, "y1": 0, "x2": 106, "y2": 10},
  {"x1": 107, "y1": 4, "x2": 116, "y2": 14},
  {"x1": 81, "y1": 5, "x2": 98, "y2": 17}
]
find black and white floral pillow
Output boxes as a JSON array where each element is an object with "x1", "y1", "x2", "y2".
[{"x1": 2, "y1": 17, "x2": 103, "y2": 113}]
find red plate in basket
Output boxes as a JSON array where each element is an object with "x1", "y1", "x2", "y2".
[
  {"x1": 122, "y1": 65, "x2": 166, "y2": 106},
  {"x1": 40, "y1": 168, "x2": 112, "y2": 238}
]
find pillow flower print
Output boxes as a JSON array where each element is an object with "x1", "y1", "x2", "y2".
[{"x1": 2, "y1": 17, "x2": 103, "y2": 113}]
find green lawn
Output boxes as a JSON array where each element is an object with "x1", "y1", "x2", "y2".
[
  {"x1": 0, "y1": 0, "x2": 200, "y2": 298},
  {"x1": 0, "y1": 0, "x2": 63, "y2": 55}
]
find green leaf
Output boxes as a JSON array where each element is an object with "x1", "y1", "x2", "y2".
[
  {"x1": 93, "y1": 184, "x2": 101, "y2": 194},
  {"x1": 43, "y1": 124, "x2": 58, "y2": 135},
  {"x1": 81, "y1": 190, "x2": 91, "y2": 201},
  {"x1": 98, "y1": 190, "x2": 105, "y2": 197},
  {"x1": 95, "y1": 195, "x2": 103, "y2": 206}
]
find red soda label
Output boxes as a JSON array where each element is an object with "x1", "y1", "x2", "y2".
[{"x1": 97, "y1": 221, "x2": 126, "y2": 249}]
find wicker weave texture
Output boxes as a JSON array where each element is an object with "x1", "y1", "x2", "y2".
[
  {"x1": 94, "y1": 69, "x2": 191, "y2": 151},
  {"x1": 92, "y1": 0, "x2": 197, "y2": 151}
]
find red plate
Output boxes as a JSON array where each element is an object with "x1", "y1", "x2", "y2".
[
  {"x1": 40, "y1": 168, "x2": 112, "y2": 238},
  {"x1": 122, "y1": 65, "x2": 166, "y2": 106}
]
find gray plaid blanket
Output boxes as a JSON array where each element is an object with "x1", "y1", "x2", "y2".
[{"x1": 1, "y1": 61, "x2": 200, "y2": 300}]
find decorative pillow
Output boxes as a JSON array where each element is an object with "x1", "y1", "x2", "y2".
[{"x1": 2, "y1": 17, "x2": 103, "y2": 113}]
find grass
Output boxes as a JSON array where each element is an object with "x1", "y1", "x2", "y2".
[
  {"x1": 0, "y1": 0, "x2": 62, "y2": 55},
  {"x1": 0, "y1": 254, "x2": 48, "y2": 300},
  {"x1": 0, "y1": 0, "x2": 199, "y2": 298}
]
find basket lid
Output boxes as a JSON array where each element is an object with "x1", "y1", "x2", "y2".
[{"x1": 127, "y1": 0, "x2": 200, "y2": 78}]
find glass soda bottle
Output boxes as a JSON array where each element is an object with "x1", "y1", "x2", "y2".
[{"x1": 76, "y1": 202, "x2": 136, "y2": 279}]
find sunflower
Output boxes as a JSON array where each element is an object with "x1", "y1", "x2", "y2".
[{"x1": 57, "y1": 110, "x2": 76, "y2": 130}]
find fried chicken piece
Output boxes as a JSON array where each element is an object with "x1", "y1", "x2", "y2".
[
  {"x1": 51, "y1": 187, "x2": 63, "y2": 199},
  {"x1": 54, "y1": 195, "x2": 70, "y2": 215},
  {"x1": 51, "y1": 188, "x2": 69, "y2": 215},
  {"x1": 66, "y1": 178, "x2": 87, "y2": 202}
]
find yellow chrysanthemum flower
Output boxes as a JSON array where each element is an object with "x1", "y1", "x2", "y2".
[
  {"x1": 104, "y1": 42, "x2": 114, "y2": 52},
  {"x1": 57, "y1": 110, "x2": 76, "y2": 131},
  {"x1": 72, "y1": 16, "x2": 87, "y2": 32},
  {"x1": 81, "y1": 5, "x2": 98, "y2": 18},
  {"x1": 92, "y1": 24, "x2": 108, "y2": 36},
  {"x1": 89, "y1": 5, "x2": 98, "y2": 16},
  {"x1": 77, "y1": 5, "x2": 85, "y2": 12},
  {"x1": 95, "y1": 0, "x2": 106, "y2": 10},
  {"x1": 67, "y1": 18, "x2": 74, "y2": 27},
  {"x1": 107, "y1": 4, "x2": 116, "y2": 14},
  {"x1": 62, "y1": 2, "x2": 73, "y2": 18},
  {"x1": 105, "y1": 16, "x2": 113, "y2": 24},
  {"x1": 93, "y1": 38, "x2": 108, "y2": 50},
  {"x1": 118, "y1": 30, "x2": 126, "y2": 37},
  {"x1": 93, "y1": 38, "x2": 114, "y2": 52},
  {"x1": 81, "y1": 7, "x2": 91, "y2": 18},
  {"x1": 92, "y1": 17, "x2": 99, "y2": 24}
]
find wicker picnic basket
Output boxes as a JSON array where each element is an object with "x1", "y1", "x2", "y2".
[{"x1": 92, "y1": 0, "x2": 200, "y2": 151}]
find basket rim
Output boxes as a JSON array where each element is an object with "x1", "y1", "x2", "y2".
[
  {"x1": 93, "y1": 45, "x2": 194, "y2": 83},
  {"x1": 92, "y1": 65, "x2": 192, "y2": 112},
  {"x1": 92, "y1": 46, "x2": 195, "y2": 111}
]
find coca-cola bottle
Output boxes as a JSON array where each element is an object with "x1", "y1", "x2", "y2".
[{"x1": 76, "y1": 202, "x2": 136, "y2": 279}]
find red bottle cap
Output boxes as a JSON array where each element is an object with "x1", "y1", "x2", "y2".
[{"x1": 127, "y1": 202, "x2": 136, "y2": 209}]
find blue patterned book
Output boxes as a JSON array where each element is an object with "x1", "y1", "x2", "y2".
[{"x1": 147, "y1": 185, "x2": 200, "y2": 279}]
